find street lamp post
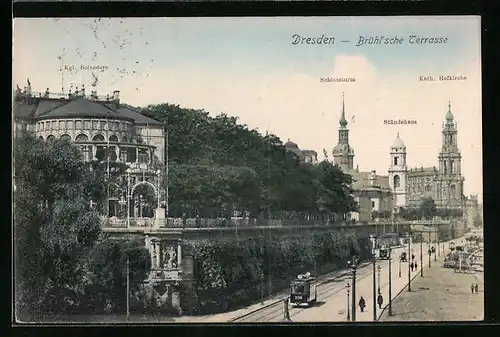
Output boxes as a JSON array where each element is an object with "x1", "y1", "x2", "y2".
[
  {"x1": 407, "y1": 232, "x2": 412, "y2": 292},
  {"x1": 126, "y1": 170, "x2": 131, "y2": 227},
  {"x1": 420, "y1": 234, "x2": 424, "y2": 277},
  {"x1": 139, "y1": 194, "x2": 144, "y2": 218},
  {"x1": 377, "y1": 264, "x2": 381, "y2": 294},
  {"x1": 388, "y1": 248, "x2": 393, "y2": 316},
  {"x1": 437, "y1": 229, "x2": 440, "y2": 257},
  {"x1": 126, "y1": 257, "x2": 130, "y2": 321},
  {"x1": 348, "y1": 256, "x2": 359, "y2": 322},
  {"x1": 346, "y1": 283, "x2": 351, "y2": 321},
  {"x1": 399, "y1": 255, "x2": 402, "y2": 278},
  {"x1": 372, "y1": 254, "x2": 377, "y2": 321},
  {"x1": 428, "y1": 231, "x2": 432, "y2": 268}
]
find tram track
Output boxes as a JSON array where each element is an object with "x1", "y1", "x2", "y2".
[
  {"x1": 234, "y1": 246, "x2": 411, "y2": 323},
  {"x1": 233, "y1": 260, "x2": 381, "y2": 323}
]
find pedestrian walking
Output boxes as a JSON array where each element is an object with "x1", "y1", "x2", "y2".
[
  {"x1": 471, "y1": 283, "x2": 475, "y2": 293},
  {"x1": 410, "y1": 262, "x2": 414, "y2": 272},
  {"x1": 283, "y1": 297, "x2": 291, "y2": 321},
  {"x1": 415, "y1": 262, "x2": 418, "y2": 270},
  {"x1": 358, "y1": 296, "x2": 366, "y2": 312},
  {"x1": 474, "y1": 284, "x2": 479, "y2": 294},
  {"x1": 377, "y1": 293, "x2": 384, "y2": 309}
]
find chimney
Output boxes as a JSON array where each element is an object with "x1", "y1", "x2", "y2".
[
  {"x1": 370, "y1": 170, "x2": 377, "y2": 186},
  {"x1": 113, "y1": 90, "x2": 120, "y2": 109}
]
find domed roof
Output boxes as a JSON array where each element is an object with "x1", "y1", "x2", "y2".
[
  {"x1": 332, "y1": 143, "x2": 354, "y2": 155},
  {"x1": 284, "y1": 139, "x2": 298, "y2": 148},
  {"x1": 391, "y1": 132, "x2": 405, "y2": 148}
]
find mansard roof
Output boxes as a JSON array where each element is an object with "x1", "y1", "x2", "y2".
[{"x1": 14, "y1": 95, "x2": 162, "y2": 126}]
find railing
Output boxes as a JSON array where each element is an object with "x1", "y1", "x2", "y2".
[
  {"x1": 102, "y1": 217, "x2": 356, "y2": 229},
  {"x1": 150, "y1": 268, "x2": 182, "y2": 281},
  {"x1": 101, "y1": 217, "x2": 452, "y2": 230}
]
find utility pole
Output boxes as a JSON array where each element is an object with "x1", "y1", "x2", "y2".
[
  {"x1": 428, "y1": 231, "x2": 432, "y2": 268},
  {"x1": 348, "y1": 256, "x2": 359, "y2": 322},
  {"x1": 388, "y1": 248, "x2": 393, "y2": 316},
  {"x1": 408, "y1": 231, "x2": 412, "y2": 292},
  {"x1": 372, "y1": 254, "x2": 377, "y2": 321},
  {"x1": 420, "y1": 235, "x2": 424, "y2": 277},
  {"x1": 126, "y1": 257, "x2": 130, "y2": 321}
]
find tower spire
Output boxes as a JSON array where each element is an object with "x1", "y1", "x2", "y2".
[
  {"x1": 446, "y1": 101, "x2": 454, "y2": 121},
  {"x1": 339, "y1": 92, "x2": 348, "y2": 127}
]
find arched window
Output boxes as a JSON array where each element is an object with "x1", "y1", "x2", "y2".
[
  {"x1": 425, "y1": 185, "x2": 431, "y2": 192},
  {"x1": 75, "y1": 134, "x2": 89, "y2": 142},
  {"x1": 92, "y1": 134, "x2": 105, "y2": 142},
  {"x1": 38, "y1": 136, "x2": 44, "y2": 140},
  {"x1": 394, "y1": 157, "x2": 398, "y2": 166},
  {"x1": 450, "y1": 184, "x2": 456, "y2": 198},
  {"x1": 46, "y1": 135, "x2": 56, "y2": 141},
  {"x1": 450, "y1": 161, "x2": 454, "y2": 174},
  {"x1": 393, "y1": 175, "x2": 400, "y2": 188},
  {"x1": 109, "y1": 135, "x2": 119, "y2": 142},
  {"x1": 60, "y1": 134, "x2": 71, "y2": 141}
]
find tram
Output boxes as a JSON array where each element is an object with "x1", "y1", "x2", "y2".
[
  {"x1": 289, "y1": 272, "x2": 317, "y2": 307},
  {"x1": 379, "y1": 247, "x2": 390, "y2": 260}
]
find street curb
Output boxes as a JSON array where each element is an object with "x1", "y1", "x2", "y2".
[
  {"x1": 376, "y1": 267, "x2": 421, "y2": 321},
  {"x1": 228, "y1": 299, "x2": 283, "y2": 322},
  {"x1": 229, "y1": 262, "x2": 372, "y2": 322},
  {"x1": 376, "y1": 248, "x2": 455, "y2": 321}
]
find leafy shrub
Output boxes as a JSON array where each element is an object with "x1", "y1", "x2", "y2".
[{"x1": 185, "y1": 229, "x2": 370, "y2": 314}]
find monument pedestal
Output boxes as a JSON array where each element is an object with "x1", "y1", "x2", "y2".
[{"x1": 155, "y1": 208, "x2": 165, "y2": 227}]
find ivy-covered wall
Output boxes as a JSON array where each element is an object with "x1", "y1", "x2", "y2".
[{"x1": 183, "y1": 229, "x2": 371, "y2": 315}]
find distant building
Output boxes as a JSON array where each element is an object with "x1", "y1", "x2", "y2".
[
  {"x1": 284, "y1": 140, "x2": 318, "y2": 164},
  {"x1": 464, "y1": 195, "x2": 482, "y2": 228},
  {"x1": 330, "y1": 94, "x2": 393, "y2": 223}
]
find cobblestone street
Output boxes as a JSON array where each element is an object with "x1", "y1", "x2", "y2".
[{"x1": 379, "y1": 254, "x2": 483, "y2": 322}]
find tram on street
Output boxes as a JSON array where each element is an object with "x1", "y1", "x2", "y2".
[
  {"x1": 379, "y1": 247, "x2": 390, "y2": 260},
  {"x1": 289, "y1": 272, "x2": 317, "y2": 307}
]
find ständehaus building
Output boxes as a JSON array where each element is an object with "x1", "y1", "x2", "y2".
[{"x1": 388, "y1": 102, "x2": 464, "y2": 210}]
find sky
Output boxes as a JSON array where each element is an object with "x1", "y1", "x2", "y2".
[{"x1": 12, "y1": 16, "x2": 482, "y2": 201}]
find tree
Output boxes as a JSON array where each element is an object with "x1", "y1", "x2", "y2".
[
  {"x1": 140, "y1": 103, "x2": 357, "y2": 220},
  {"x1": 419, "y1": 197, "x2": 437, "y2": 220},
  {"x1": 14, "y1": 133, "x2": 102, "y2": 319},
  {"x1": 85, "y1": 238, "x2": 151, "y2": 313},
  {"x1": 313, "y1": 161, "x2": 357, "y2": 220}
]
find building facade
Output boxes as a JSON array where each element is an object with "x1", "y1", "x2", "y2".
[
  {"x1": 14, "y1": 82, "x2": 166, "y2": 219},
  {"x1": 284, "y1": 140, "x2": 318, "y2": 164},
  {"x1": 390, "y1": 103, "x2": 465, "y2": 210}
]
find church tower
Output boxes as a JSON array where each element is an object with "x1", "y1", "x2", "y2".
[
  {"x1": 437, "y1": 102, "x2": 464, "y2": 208},
  {"x1": 332, "y1": 93, "x2": 354, "y2": 171},
  {"x1": 388, "y1": 132, "x2": 408, "y2": 207}
]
